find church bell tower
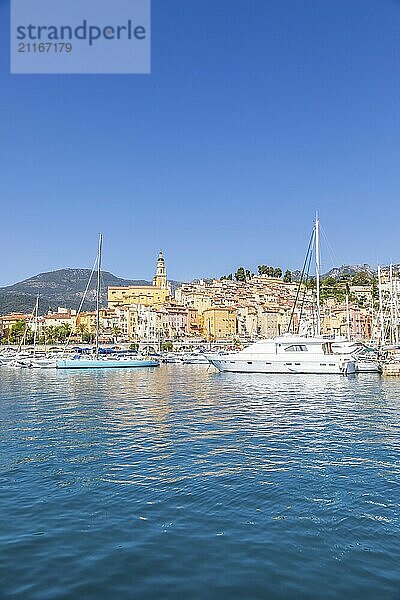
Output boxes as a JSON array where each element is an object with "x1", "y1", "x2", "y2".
[{"x1": 153, "y1": 251, "x2": 167, "y2": 290}]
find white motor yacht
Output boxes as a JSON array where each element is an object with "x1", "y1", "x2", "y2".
[
  {"x1": 331, "y1": 340, "x2": 381, "y2": 373},
  {"x1": 207, "y1": 335, "x2": 356, "y2": 375}
]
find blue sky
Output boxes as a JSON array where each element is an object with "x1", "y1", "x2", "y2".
[{"x1": 0, "y1": 0, "x2": 399, "y2": 286}]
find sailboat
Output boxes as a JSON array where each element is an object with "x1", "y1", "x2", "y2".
[
  {"x1": 56, "y1": 234, "x2": 159, "y2": 370},
  {"x1": 26, "y1": 296, "x2": 59, "y2": 368},
  {"x1": 6, "y1": 299, "x2": 40, "y2": 367}
]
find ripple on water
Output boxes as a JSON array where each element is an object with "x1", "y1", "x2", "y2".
[{"x1": 0, "y1": 366, "x2": 399, "y2": 599}]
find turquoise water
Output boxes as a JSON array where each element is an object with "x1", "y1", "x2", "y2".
[{"x1": 1, "y1": 366, "x2": 399, "y2": 599}]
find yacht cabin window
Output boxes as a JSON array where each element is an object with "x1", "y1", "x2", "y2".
[{"x1": 283, "y1": 344, "x2": 308, "y2": 352}]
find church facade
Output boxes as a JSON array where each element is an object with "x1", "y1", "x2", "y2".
[{"x1": 107, "y1": 251, "x2": 171, "y2": 309}]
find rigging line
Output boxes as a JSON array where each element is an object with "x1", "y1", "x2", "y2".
[
  {"x1": 17, "y1": 300, "x2": 37, "y2": 352},
  {"x1": 320, "y1": 223, "x2": 339, "y2": 274},
  {"x1": 297, "y1": 245, "x2": 314, "y2": 334},
  {"x1": 95, "y1": 234, "x2": 103, "y2": 359},
  {"x1": 63, "y1": 254, "x2": 98, "y2": 354},
  {"x1": 297, "y1": 244, "x2": 314, "y2": 334},
  {"x1": 287, "y1": 228, "x2": 315, "y2": 333}
]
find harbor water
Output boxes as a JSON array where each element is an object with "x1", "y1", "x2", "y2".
[{"x1": 1, "y1": 365, "x2": 399, "y2": 599}]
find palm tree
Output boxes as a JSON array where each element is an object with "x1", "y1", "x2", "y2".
[
  {"x1": 77, "y1": 323, "x2": 88, "y2": 342},
  {"x1": 112, "y1": 326, "x2": 121, "y2": 342}
]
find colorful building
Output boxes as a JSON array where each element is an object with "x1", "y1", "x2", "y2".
[
  {"x1": 203, "y1": 307, "x2": 237, "y2": 341},
  {"x1": 107, "y1": 252, "x2": 170, "y2": 309},
  {"x1": 0, "y1": 313, "x2": 31, "y2": 340}
]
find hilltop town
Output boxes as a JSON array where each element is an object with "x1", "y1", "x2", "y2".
[{"x1": 0, "y1": 251, "x2": 397, "y2": 348}]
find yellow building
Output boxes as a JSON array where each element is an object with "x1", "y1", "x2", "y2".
[
  {"x1": 0, "y1": 313, "x2": 31, "y2": 339},
  {"x1": 76, "y1": 311, "x2": 97, "y2": 334},
  {"x1": 174, "y1": 289, "x2": 213, "y2": 314},
  {"x1": 203, "y1": 306, "x2": 237, "y2": 340},
  {"x1": 108, "y1": 251, "x2": 170, "y2": 309}
]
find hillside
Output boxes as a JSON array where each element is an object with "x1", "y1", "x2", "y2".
[
  {"x1": 290, "y1": 264, "x2": 377, "y2": 282},
  {"x1": 0, "y1": 269, "x2": 181, "y2": 315},
  {"x1": 323, "y1": 264, "x2": 376, "y2": 280}
]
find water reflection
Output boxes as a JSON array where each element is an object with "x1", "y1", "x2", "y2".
[{"x1": 1, "y1": 365, "x2": 400, "y2": 599}]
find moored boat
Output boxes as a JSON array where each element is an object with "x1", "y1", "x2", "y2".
[
  {"x1": 57, "y1": 356, "x2": 159, "y2": 369},
  {"x1": 30, "y1": 357, "x2": 59, "y2": 368},
  {"x1": 207, "y1": 335, "x2": 356, "y2": 375},
  {"x1": 182, "y1": 353, "x2": 209, "y2": 364},
  {"x1": 56, "y1": 234, "x2": 160, "y2": 371}
]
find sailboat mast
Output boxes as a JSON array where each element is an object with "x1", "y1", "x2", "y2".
[
  {"x1": 389, "y1": 264, "x2": 395, "y2": 345},
  {"x1": 95, "y1": 234, "x2": 103, "y2": 359},
  {"x1": 394, "y1": 272, "x2": 399, "y2": 345},
  {"x1": 378, "y1": 265, "x2": 385, "y2": 347},
  {"x1": 315, "y1": 214, "x2": 321, "y2": 336},
  {"x1": 33, "y1": 296, "x2": 39, "y2": 356},
  {"x1": 346, "y1": 293, "x2": 351, "y2": 341}
]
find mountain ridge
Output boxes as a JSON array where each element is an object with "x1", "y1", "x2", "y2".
[
  {"x1": 0, "y1": 268, "x2": 181, "y2": 315},
  {"x1": 292, "y1": 264, "x2": 391, "y2": 281},
  {"x1": 323, "y1": 264, "x2": 376, "y2": 280}
]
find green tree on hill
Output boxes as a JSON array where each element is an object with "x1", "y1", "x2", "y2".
[
  {"x1": 235, "y1": 267, "x2": 246, "y2": 282},
  {"x1": 320, "y1": 280, "x2": 346, "y2": 303},
  {"x1": 351, "y1": 271, "x2": 372, "y2": 286},
  {"x1": 306, "y1": 277, "x2": 316, "y2": 289},
  {"x1": 283, "y1": 269, "x2": 292, "y2": 283},
  {"x1": 323, "y1": 276, "x2": 337, "y2": 287}
]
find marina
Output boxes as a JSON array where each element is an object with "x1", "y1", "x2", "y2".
[{"x1": 0, "y1": 343, "x2": 391, "y2": 374}]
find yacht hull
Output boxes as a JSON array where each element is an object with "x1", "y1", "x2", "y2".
[
  {"x1": 56, "y1": 359, "x2": 159, "y2": 369},
  {"x1": 208, "y1": 358, "x2": 355, "y2": 375},
  {"x1": 355, "y1": 361, "x2": 381, "y2": 374},
  {"x1": 30, "y1": 359, "x2": 58, "y2": 369}
]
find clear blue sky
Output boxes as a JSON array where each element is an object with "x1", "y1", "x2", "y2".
[{"x1": 0, "y1": 0, "x2": 399, "y2": 286}]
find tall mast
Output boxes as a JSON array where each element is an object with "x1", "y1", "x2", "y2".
[
  {"x1": 378, "y1": 265, "x2": 385, "y2": 347},
  {"x1": 394, "y1": 272, "x2": 399, "y2": 345},
  {"x1": 370, "y1": 287, "x2": 374, "y2": 344},
  {"x1": 346, "y1": 293, "x2": 351, "y2": 341},
  {"x1": 95, "y1": 233, "x2": 103, "y2": 359},
  {"x1": 315, "y1": 213, "x2": 321, "y2": 336},
  {"x1": 33, "y1": 295, "x2": 39, "y2": 356},
  {"x1": 389, "y1": 264, "x2": 395, "y2": 345}
]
